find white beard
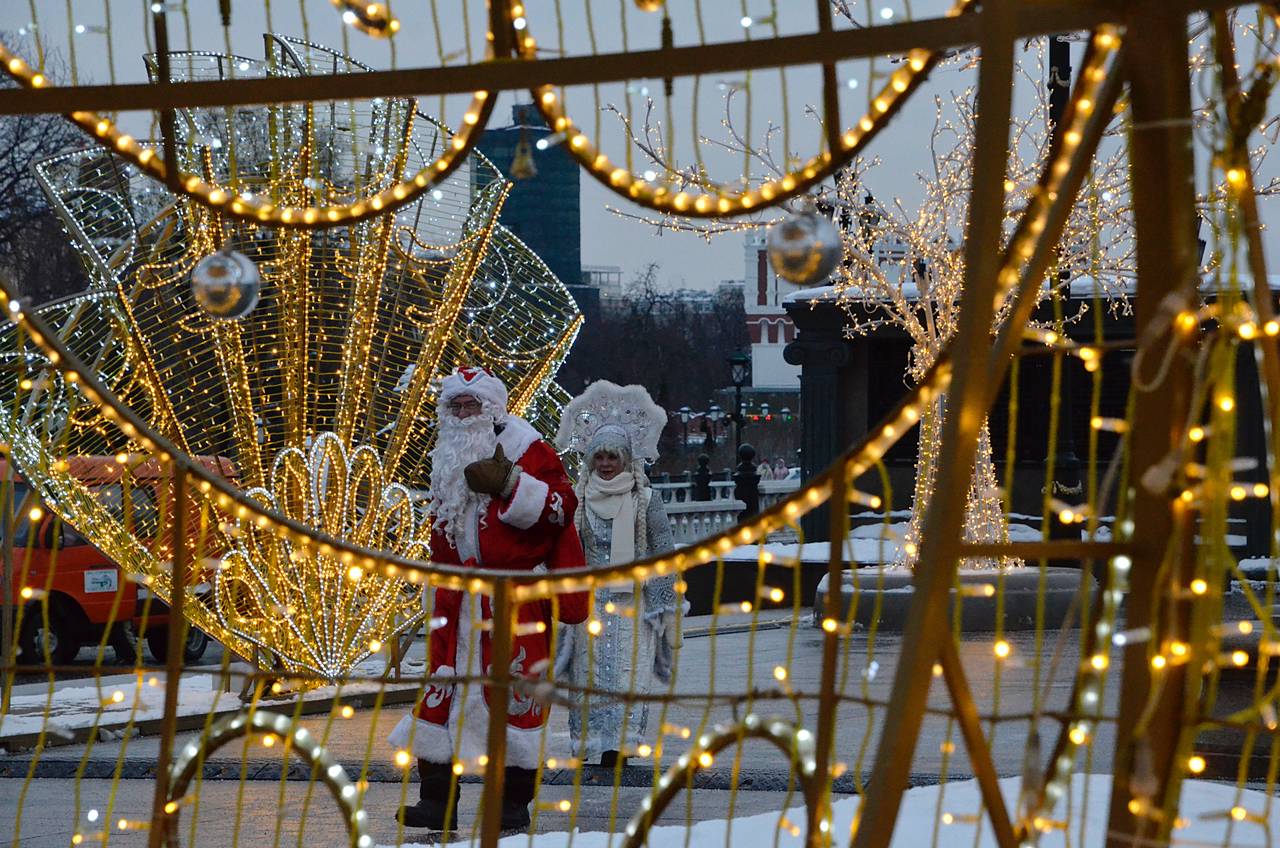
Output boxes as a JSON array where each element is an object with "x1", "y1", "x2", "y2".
[{"x1": 429, "y1": 412, "x2": 499, "y2": 547}]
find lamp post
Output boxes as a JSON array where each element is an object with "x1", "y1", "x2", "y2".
[
  {"x1": 1047, "y1": 33, "x2": 1082, "y2": 546},
  {"x1": 678, "y1": 406, "x2": 692, "y2": 453},
  {"x1": 728, "y1": 351, "x2": 752, "y2": 452}
]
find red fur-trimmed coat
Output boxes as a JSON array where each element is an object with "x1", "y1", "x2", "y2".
[{"x1": 389, "y1": 416, "x2": 588, "y2": 768}]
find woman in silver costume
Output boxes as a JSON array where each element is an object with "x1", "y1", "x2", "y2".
[{"x1": 555, "y1": 381, "x2": 682, "y2": 767}]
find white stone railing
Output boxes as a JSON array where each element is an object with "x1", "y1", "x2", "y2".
[
  {"x1": 652, "y1": 477, "x2": 799, "y2": 506},
  {"x1": 662, "y1": 499, "x2": 747, "y2": 544},
  {"x1": 652, "y1": 480, "x2": 734, "y2": 503},
  {"x1": 760, "y1": 478, "x2": 799, "y2": 509},
  {"x1": 658, "y1": 479, "x2": 800, "y2": 544}
]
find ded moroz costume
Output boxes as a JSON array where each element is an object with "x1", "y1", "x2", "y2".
[{"x1": 389, "y1": 366, "x2": 587, "y2": 831}]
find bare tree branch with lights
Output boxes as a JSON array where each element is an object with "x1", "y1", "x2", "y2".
[
  {"x1": 826, "y1": 50, "x2": 1136, "y2": 568},
  {"x1": 600, "y1": 26, "x2": 1279, "y2": 567}
]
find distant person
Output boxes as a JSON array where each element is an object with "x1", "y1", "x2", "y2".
[
  {"x1": 701, "y1": 419, "x2": 715, "y2": 455},
  {"x1": 773, "y1": 457, "x2": 789, "y2": 479},
  {"x1": 555, "y1": 381, "x2": 683, "y2": 768},
  {"x1": 757, "y1": 459, "x2": 775, "y2": 481}
]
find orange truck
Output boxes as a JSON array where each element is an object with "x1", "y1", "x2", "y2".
[{"x1": 1, "y1": 455, "x2": 237, "y2": 666}]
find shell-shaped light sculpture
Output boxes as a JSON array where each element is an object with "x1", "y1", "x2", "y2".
[{"x1": 0, "y1": 35, "x2": 580, "y2": 680}]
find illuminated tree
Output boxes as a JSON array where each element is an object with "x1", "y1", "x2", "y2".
[{"x1": 829, "y1": 52, "x2": 1132, "y2": 567}]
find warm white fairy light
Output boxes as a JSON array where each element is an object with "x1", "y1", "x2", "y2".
[
  {"x1": 823, "y1": 40, "x2": 1130, "y2": 570},
  {"x1": 0, "y1": 36, "x2": 582, "y2": 683}
]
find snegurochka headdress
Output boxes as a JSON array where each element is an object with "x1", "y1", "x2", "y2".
[{"x1": 555, "y1": 380, "x2": 666, "y2": 478}]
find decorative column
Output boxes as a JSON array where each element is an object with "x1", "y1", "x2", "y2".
[
  {"x1": 784, "y1": 296, "x2": 862, "y2": 541},
  {"x1": 733, "y1": 443, "x2": 761, "y2": 520}
]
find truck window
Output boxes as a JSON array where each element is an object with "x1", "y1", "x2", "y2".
[
  {"x1": 0, "y1": 482, "x2": 35, "y2": 547},
  {"x1": 91, "y1": 483, "x2": 159, "y2": 536}
]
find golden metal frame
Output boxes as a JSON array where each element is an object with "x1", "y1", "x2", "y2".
[{"x1": 0, "y1": 2, "x2": 1272, "y2": 848}]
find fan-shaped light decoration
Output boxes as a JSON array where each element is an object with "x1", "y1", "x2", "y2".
[
  {"x1": 216, "y1": 433, "x2": 429, "y2": 678},
  {"x1": 0, "y1": 35, "x2": 582, "y2": 682}
]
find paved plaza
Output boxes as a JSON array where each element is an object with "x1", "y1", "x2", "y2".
[{"x1": 0, "y1": 608, "x2": 1119, "y2": 846}]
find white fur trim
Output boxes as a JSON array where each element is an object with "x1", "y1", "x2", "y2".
[
  {"x1": 438, "y1": 367, "x2": 508, "y2": 413},
  {"x1": 496, "y1": 415, "x2": 540, "y2": 463},
  {"x1": 500, "y1": 472, "x2": 549, "y2": 529},
  {"x1": 387, "y1": 593, "x2": 547, "y2": 770},
  {"x1": 387, "y1": 712, "x2": 455, "y2": 762}
]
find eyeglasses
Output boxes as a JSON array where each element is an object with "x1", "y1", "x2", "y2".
[{"x1": 447, "y1": 400, "x2": 483, "y2": 414}]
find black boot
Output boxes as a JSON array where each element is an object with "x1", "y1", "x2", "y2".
[
  {"x1": 500, "y1": 767, "x2": 536, "y2": 831},
  {"x1": 397, "y1": 760, "x2": 459, "y2": 830},
  {"x1": 600, "y1": 750, "x2": 628, "y2": 769}
]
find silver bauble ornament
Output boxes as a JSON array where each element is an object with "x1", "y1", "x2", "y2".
[
  {"x1": 766, "y1": 208, "x2": 843, "y2": 286},
  {"x1": 191, "y1": 248, "x2": 261, "y2": 320}
]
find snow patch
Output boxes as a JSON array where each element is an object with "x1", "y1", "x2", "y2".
[
  {"x1": 727, "y1": 522, "x2": 1037, "y2": 564},
  {"x1": 390, "y1": 773, "x2": 1280, "y2": 847},
  {"x1": 0, "y1": 662, "x2": 407, "y2": 739}
]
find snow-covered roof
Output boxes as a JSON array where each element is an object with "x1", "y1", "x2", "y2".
[{"x1": 781, "y1": 273, "x2": 1280, "y2": 308}]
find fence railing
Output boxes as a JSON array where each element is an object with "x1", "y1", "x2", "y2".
[{"x1": 663, "y1": 498, "x2": 746, "y2": 543}]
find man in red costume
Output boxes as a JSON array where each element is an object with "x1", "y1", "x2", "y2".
[{"x1": 390, "y1": 366, "x2": 587, "y2": 832}]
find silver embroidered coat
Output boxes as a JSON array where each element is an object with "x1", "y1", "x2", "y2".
[{"x1": 555, "y1": 487, "x2": 679, "y2": 760}]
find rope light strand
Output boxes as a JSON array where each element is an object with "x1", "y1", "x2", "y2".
[
  {"x1": 0, "y1": 39, "x2": 495, "y2": 230},
  {"x1": 518, "y1": 0, "x2": 976, "y2": 218},
  {"x1": 0, "y1": 24, "x2": 1119, "y2": 612}
]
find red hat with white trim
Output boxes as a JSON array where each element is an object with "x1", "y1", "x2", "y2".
[{"x1": 438, "y1": 366, "x2": 509, "y2": 417}]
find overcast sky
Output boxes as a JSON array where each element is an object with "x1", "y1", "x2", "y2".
[{"x1": 9, "y1": 2, "x2": 1276, "y2": 290}]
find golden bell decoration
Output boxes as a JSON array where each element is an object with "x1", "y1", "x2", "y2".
[{"x1": 510, "y1": 137, "x2": 538, "y2": 180}]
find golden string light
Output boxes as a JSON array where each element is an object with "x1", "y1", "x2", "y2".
[
  {"x1": 1022, "y1": 22, "x2": 1280, "y2": 829},
  {"x1": 4, "y1": 7, "x2": 1279, "y2": 848},
  {"x1": 0, "y1": 24, "x2": 1123, "y2": 623},
  {"x1": 331, "y1": 0, "x2": 401, "y2": 36},
  {"x1": 516, "y1": 0, "x2": 977, "y2": 218},
  {"x1": 0, "y1": 36, "x2": 494, "y2": 230},
  {"x1": 0, "y1": 37, "x2": 581, "y2": 679}
]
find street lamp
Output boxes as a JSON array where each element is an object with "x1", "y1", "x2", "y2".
[
  {"x1": 727, "y1": 351, "x2": 752, "y2": 451},
  {"x1": 677, "y1": 406, "x2": 692, "y2": 452}
]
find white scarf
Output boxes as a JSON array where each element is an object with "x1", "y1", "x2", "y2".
[{"x1": 585, "y1": 471, "x2": 637, "y2": 565}]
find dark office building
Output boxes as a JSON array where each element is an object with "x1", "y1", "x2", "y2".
[{"x1": 476, "y1": 103, "x2": 587, "y2": 308}]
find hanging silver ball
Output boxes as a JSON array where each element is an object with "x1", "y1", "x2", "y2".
[
  {"x1": 191, "y1": 248, "x2": 261, "y2": 320},
  {"x1": 766, "y1": 207, "x2": 843, "y2": 287}
]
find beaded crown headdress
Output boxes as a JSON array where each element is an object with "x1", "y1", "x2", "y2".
[{"x1": 555, "y1": 380, "x2": 666, "y2": 471}]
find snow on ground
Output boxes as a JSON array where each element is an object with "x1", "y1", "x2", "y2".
[
  {"x1": 0, "y1": 660, "x2": 406, "y2": 740},
  {"x1": 393, "y1": 774, "x2": 1280, "y2": 847},
  {"x1": 727, "y1": 521, "x2": 1039, "y2": 565},
  {"x1": 0, "y1": 674, "x2": 240, "y2": 740}
]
